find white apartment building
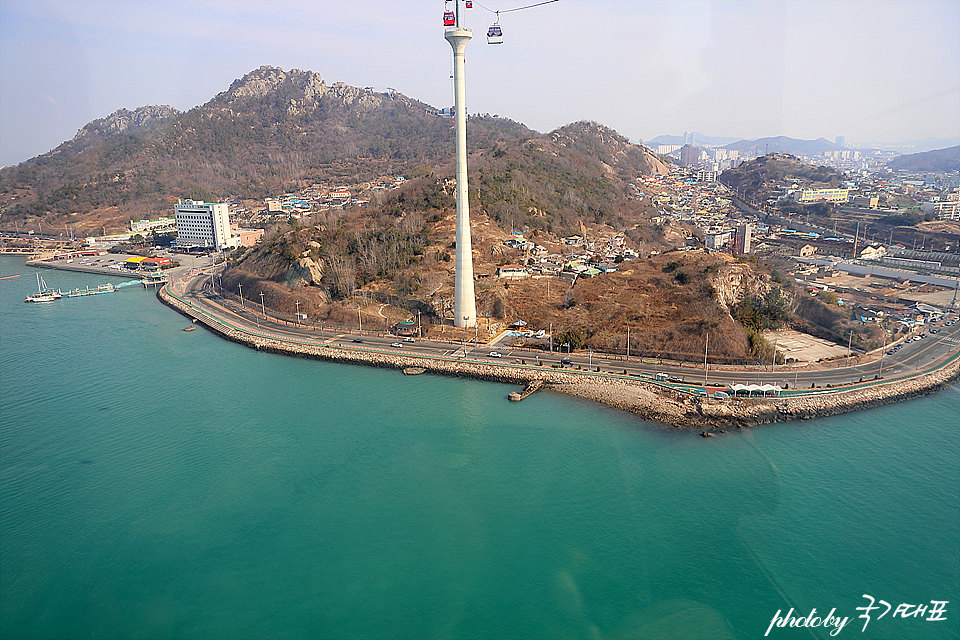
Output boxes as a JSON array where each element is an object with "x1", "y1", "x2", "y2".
[
  {"x1": 704, "y1": 230, "x2": 731, "y2": 250},
  {"x1": 174, "y1": 199, "x2": 233, "y2": 249},
  {"x1": 921, "y1": 200, "x2": 960, "y2": 221}
]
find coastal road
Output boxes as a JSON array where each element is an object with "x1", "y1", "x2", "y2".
[{"x1": 178, "y1": 273, "x2": 960, "y2": 393}]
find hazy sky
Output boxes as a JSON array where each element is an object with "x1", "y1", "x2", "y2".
[{"x1": 1, "y1": 0, "x2": 958, "y2": 165}]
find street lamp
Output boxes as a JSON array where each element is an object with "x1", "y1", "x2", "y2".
[
  {"x1": 879, "y1": 330, "x2": 887, "y2": 377},
  {"x1": 238, "y1": 283, "x2": 244, "y2": 307}
]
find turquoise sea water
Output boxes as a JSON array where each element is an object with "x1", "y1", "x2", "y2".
[{"x1": 2, "y1": 256, "x2": 958, "y2": 640}]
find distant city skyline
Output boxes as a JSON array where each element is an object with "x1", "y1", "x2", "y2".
[{"x1": 1, "y1": 0, "x2": 958, "y2": 166}]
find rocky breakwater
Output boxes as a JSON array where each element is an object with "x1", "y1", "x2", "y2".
[
  {"x1": 159, "y1": 286, "x2": 960, "y2": 429},
  {"x1": 698, "y1": 355, "x2": 960, "y2": 428},
  {"x1": 551, "y1": 353, "x2": 960, "y2": 429}
]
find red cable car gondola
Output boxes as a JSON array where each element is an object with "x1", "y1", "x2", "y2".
[
  {"x1": 465, "y1": 1, "x2": 473, "y2": 8},
  {"x1": 443, "y1": 10, "x2": 455, "y2": 26}
]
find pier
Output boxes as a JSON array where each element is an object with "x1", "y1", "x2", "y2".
[{"x1": 509, "y1": 380, "x2": 543, "y2": 401}]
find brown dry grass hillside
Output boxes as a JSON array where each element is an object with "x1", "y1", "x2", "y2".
[
  {"x1": 219, "y1": 171, "x2": 793, "y2": 363},
  {"x1": 484, "y1": 253, "x2": 753, "y2": 361}
]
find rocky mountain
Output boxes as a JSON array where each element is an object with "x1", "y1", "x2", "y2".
[
  {"x1": 0, "y1": 66, "x2": 665, "y2": 234},
  {"x1": 70, "y1": 105, "x2": 180, "y2": 144}
]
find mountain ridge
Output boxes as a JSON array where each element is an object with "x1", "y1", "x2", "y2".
[
  {"x1": 887, "y1": 145, "x2": 960, "y2": 172},
  {"x1": 0, "y1": 65, "x2": 666, "y2": 235}
]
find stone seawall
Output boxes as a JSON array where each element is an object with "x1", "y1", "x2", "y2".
[
  {"x1": 159, "y1": 286, "x2": 960, "y2": 429},
  {"x1": 549, "y1": 354, "x2": 960, "y2": 429}
]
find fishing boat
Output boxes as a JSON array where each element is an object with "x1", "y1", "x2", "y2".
[
  {"x1": 24, "y1": 273, "x2": 62, "y2": 303},
  {"x1": 64, "y1": 283, "x2": 117, "y2": 298}
]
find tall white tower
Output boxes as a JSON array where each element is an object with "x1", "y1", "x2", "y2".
[{"x1": 445, "y1": 24, "x2": 477, "y2": 328}]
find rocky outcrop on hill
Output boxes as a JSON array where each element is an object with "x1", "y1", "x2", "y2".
[
  {"x1": 76, "y1": 105, "x2": 180, "y2": 138},
  {"x1": 709, "y1": 262, "x2": 772, "y2": 312},
  {"x1": 214, "y1": 66, "x2": 386, "y2": 115},
  {"x1": 215, "y1": 66, "x2": 330, "y2": 108},
  {"x1": 230, "y1": 249, "x2": 323, "y2": 289}
]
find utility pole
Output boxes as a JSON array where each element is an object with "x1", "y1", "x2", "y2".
[
  {"x1": 295, "y1": 300, "x2": 301, "y2": 325},
  {"x1": 259, "y1": 292, "x2": 265, "y2": 321},
  {"x1": 852, "y1": 220, "x2": 860, "y2": 259},
  {"x1": 772, "y1": 335, "x2": 779, "y2": 376},
  {"x1": 238, "y1": 283, "x2": 244, "y2": 307},
  {"x1": 879, "y1": 329, "x2": 887, "y2": 377},
  {"x1": 703, "y1": 333, "x2": 709, "y2": 389},
  {"x1": 446, "y1": 12, "x2": 477, "y2": 328}
]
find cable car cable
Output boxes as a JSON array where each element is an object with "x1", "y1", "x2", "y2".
[{"x1": 474, "y1": 0, "x2": 558, "y2": 15}]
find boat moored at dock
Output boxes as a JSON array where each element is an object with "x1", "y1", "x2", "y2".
[
  {"x1": 64, "y1": 283, "x2": 117, "y2": 298},
  {"x1": 24, "y1": 273, "x2": 62, "y2": 303}
]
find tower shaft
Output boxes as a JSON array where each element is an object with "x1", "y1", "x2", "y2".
[{"x1": 445, "y1": 27, "x2": 477, "y2": 328}]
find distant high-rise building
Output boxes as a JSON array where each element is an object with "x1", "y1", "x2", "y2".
[
  {"x1": 835, "y1": 135, "x2": 846, "y2": 148},
  {"x1": 175, "y1": 199, "x2": 232, "y2": 249},
  {"x1": 733, "y1": 224, "x2": 752, "y2": 255},
  {"x1": 680, "y1": 145, "x2": 702, "y2": 167}
]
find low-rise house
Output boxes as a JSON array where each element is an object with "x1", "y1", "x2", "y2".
[{"x1": 497, "y1": 264, "x2": 529, "y2": 279}]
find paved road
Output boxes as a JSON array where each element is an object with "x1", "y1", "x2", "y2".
[{"x1": 177, "y1": 272, "x2": 960, "y2": 392}]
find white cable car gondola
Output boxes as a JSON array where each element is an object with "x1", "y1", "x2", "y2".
[{"x1": 487, "y1": 14, "x2": 503, "y2": 45}]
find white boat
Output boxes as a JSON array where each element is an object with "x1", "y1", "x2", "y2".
[{"x1": 24, "y1": 274, "x2": 62, "y2": 303}]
